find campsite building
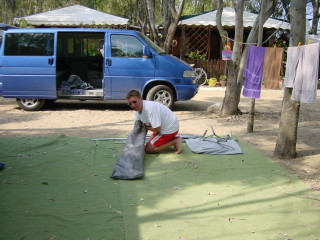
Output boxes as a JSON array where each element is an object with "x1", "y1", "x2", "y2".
[{"x1": 173, "y1": 7, "x2": 291, "y2": 61}]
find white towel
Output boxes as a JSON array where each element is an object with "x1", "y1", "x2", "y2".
[
  {"x1": 284, "y1": 46, "x2": 301, "y2": 88},
  {"x1": 292, "y1": 42, "x2": 319, "y2": 103}
]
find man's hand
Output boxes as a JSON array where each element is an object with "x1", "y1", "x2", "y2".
[{"x1": 144, "y1": 124, "x2": 161, "y2": 133}]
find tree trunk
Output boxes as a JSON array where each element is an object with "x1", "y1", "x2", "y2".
[
  {"x1": 274, "y1": 89, "x2": 300, "y2": 159},
  {"x1": 217, "y1": 0, "x2": 244, "y2": 117},
  {"x1": 311, "y1": 0, "x2": 319, "y2": 34},
  {"x1": 135, "y1": 0, "x2": 148, "y2": 34},
  {"x1": 280, "y1": 0, "x2": 290, "y2": 22},
  {"x1": 273, "y1": 0, "x2": 306, "y2": 159},
  {"x1": 4, "y1": 0, "x2": 8, "y2": 23},
  {"x1": 219, "y1": 0, "x2": 276, "y2": 117},
  {"x1": 161, "y1": 0, "x2": 170, "y2": 40},
  {"x1": 146, "y1": 0, "x2": 161, "y2": 44},
  {"x1": 163, "y1": 0, "x2": 185, "y2": 53}
]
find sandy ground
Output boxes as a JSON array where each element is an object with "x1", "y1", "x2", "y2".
[{"x1": 0, "y1": 86, "x2": 319, "y2": 190}]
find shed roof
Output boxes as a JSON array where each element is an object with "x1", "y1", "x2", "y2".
[
  {"x1": 179, "y1": 7, "x2": 290, "y2": 30},
  {"x1": 14, "y1": 5, "x2": 129, "y2": 27}
]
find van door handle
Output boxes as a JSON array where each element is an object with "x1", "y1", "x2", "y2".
[
  {"x1": 106, "y1": 58, "x2": 112, "y2": 66},
  {"x1": 48, "y1": 58, "x2": 54, "y2": 65}
]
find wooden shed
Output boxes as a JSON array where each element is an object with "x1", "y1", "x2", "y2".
[{"x1": 173, "y1": 7, "x2": 290, "y2": 61}]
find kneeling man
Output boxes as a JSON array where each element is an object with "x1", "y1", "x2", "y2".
[{"x1": 126, "y1": 90, "x2": 182, "y2": 154}]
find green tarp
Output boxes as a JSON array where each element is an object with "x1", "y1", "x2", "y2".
[{"x1": 0, "y1": 136, "x2": 319, "y2": 240}]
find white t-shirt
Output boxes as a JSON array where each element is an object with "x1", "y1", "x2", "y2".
[{"x1": 134, "y1": 101, "x2": 179, "y2": 134}]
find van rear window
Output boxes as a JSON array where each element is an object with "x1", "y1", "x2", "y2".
[{"x1": 4, "y1": 33, "x2": 54, "y2": 56}]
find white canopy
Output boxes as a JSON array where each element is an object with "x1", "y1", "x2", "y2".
[
  {"x1": 14, "y1": 5, "x2": 129, "y2": 27},
  {"x1": 179, "y1": 7, "x2": 290, "y2": 30}
]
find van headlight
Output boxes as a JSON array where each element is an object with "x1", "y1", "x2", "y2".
[{"x1": 183, "y1": 70, "x2": 195, "y2": 78}]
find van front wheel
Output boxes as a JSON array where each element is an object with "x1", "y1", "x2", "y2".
[
  {"x1": 16, "y1": 98, "x2": 46, "y2": 111},
  {"x1": 146, "y1": 85, "x2": 175, "y2": 109}
]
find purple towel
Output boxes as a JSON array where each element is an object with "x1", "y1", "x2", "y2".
[{"x1": 242, "y1": 45, "x2": 266, "y2": 98}]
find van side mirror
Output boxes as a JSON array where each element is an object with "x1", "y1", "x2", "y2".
[{"x1": 143, "y1": 46, "x2": 152, "y2": 58}]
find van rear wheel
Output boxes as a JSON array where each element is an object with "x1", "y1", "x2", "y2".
[
  {"x1": 16, "y1": 98, "x2": 46, "y2": 111},
  {"x1": 146, "y1": 85, "x2": 175, "y2": 109}
]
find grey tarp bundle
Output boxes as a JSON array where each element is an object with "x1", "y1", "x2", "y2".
[
  {"x1": 186, "y1": 137, "x2": 243, "y2": 155},
  {"x1": 110, "y1": 120, "x2": 147, "y2": 180}
]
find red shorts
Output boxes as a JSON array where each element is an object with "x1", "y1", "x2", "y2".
[{"x1": 149, "y1": 131, "x2": 179, "y2": 147}]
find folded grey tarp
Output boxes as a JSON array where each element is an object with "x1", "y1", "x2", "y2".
[
  {"x1": 110, "y1": 120, "x2": 147, "y2": 180},
  {"x1": 186, "y1": 137, "x2": 243, "y2": 155}
]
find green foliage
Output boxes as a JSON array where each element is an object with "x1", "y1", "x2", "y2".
[
  {"x1": 188, "y1": 50, "x2": 206, "y2": 60},
  {"x1": 219, "y1": 75, "x2": 227, "y2": 81},
  {"x1": 96, "y1": 0, "x2": 136, "y2": 20},
  {"x1": 183, "y1": 0, "x2": 215, "y2": 15},
  {"x1": 86, "y1": 39, "x2": 102, "y2": 56},
  {"x1": 16, "y1": 19, "x2": 29, "y2": 28},
  {"x1": 275, "y1": 38, "x2": 289, "y2": 61},
  {"x1": 183, "y1": 0, "x2": 235, "y2": 15}
]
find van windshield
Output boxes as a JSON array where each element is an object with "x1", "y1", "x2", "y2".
[{"x1": 139, "y1": 33, "x2": 166, "y2": 55}]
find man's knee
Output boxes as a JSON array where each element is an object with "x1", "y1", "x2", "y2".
[{"x1": 145, "y1": 142, "x2": 157, "y2": 153}]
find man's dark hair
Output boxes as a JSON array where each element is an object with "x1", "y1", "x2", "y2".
[{"x1": 126, "y1": 89, "x2": 141, "y2": 99}]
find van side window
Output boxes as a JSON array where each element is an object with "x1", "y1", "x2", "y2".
[
  {"x1": 111, "y1": 35, "x2": 144, "y2": 58},
  {"x1": 4, "y1": 33, "x2": 54, "y2": 56}
]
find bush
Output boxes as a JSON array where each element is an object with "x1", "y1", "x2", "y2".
[
  {"x1": 188, "y1": 50, "x2": 207, "y2": 61},
  {"x1": 219, "y1": 75, "x2": 227, "y2": 81}
]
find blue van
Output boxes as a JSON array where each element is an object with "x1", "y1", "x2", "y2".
[{"x1": 0, "y1": 28, "x2": 198, "y2": 110}]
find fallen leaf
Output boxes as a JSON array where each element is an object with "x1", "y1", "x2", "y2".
[
  {"x1": 155, "y1": 222, "x2": 161, "y2": 227},
  {"x1": 180, "y1": 201, "x2": 189, "y2": 208},
  {"x1": 112, "y1": 209, "x2": 122, "y2": 214},
  {"x1": 296, "y1": 210, "x2": 301, "y2": 216}
]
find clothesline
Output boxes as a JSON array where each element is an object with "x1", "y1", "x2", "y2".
[
  {"x1": 220, "y1": 12, "x2": 290, "y2": 46},
  {"x1": 242, "y1": 42, "x2": 319, "y2": 104},
  {"x1": 222, "y1": 33, "x2": 314, "y2": 47},
  {"x1": 221, "y1": 28, "x2": 281, "y2": 45}
]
